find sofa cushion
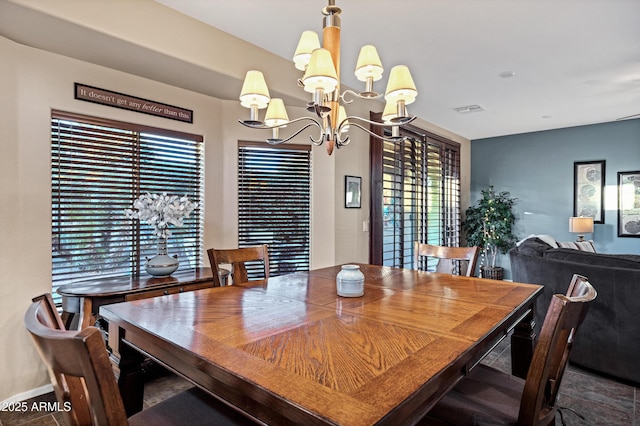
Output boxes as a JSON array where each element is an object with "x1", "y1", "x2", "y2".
[
  {"x1": 543, "y1": 248, "x2": 640, "y2": 269},
  {"x1": 556, "y1": 240, "x2": 596, "y2": 252},
  {"x1": 517, "y1": 238, "x2": 553, "y2": 257}
]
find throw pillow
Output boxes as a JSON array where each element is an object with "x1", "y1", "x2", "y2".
[
  {"x1": 556, "y1": 240, "x2": 596, "y2": 253},
  {"x1": 517, "y1": 238, "x2": 553, "y2": 256},
  {"x1": 516, "y1": 234, "x2": 558, "y2": 248}
]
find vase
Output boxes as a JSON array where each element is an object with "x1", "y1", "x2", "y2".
[
  {"x1": 145, "y1": 237, "x2": 179, "y2": 277},
  {"x1": 336, "y1": 264, "x2": 365, "y2": 297}
]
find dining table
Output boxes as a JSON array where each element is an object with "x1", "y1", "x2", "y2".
[{"x1": 100, "y1": 263, "x2": 542, "y2": 425}]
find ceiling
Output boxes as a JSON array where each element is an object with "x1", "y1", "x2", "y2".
[
  {"x1": 1, "y1": 0, "x2": 638, "y2": 140},
  {"x1": 155, "y1": 0, "x2": 640, "y2": 140}
]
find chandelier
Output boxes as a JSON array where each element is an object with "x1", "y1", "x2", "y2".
[{"x1": 238, "y1": 0, "x2": 418, "y2": 155}]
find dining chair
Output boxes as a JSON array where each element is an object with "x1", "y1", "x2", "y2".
[
  {"x1": 414, "y1": 242, "x2": 480, "y2": 277},
  {"x1": 207, "y1": 244, "x2": 270, "y2": 286},
  {"x1": 419, "y1": 274, "x2": 597, "y2": 426},
  {"x1": 32, "y1": 293, "x2": 66, "y2": 330},
  {"x1": 24, "y1": 293, "x2": 257, "y2": 426}
]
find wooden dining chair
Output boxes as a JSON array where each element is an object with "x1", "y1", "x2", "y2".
[
  {"x1": 207, "y1": 244, "x2": 270, "y2": 286},
  {"x1": 24, "y1": 294, "x2": 257, "y2": 426},
  {"x1": 419, "y1": 274, "x2": 597, "y2": 426},
  {"x1": 414, "y1": 242, "x2": 480, "y2": 277},
  {"x1": 32, "y1": 293, "x2": 66, "y2": 330}
]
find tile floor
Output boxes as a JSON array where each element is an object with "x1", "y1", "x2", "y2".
[
  {"x1": 482, "y1": 338, "x2": 638, "y2": 426},
  {"x1": 2, "y1": 341, "x2": 638, "y2": 425}
]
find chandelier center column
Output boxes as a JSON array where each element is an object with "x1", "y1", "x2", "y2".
[{"x1": 323, "y1": 7, "x2": 341, "y2": 155}]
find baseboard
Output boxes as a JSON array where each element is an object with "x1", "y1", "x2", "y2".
[{"x1": 0, "y1": 384, "x2": 53, "y2": 405}]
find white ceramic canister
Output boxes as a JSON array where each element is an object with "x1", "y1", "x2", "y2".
[{"x1": 336, "y1": 264, "x2": 365, "y2": 297}]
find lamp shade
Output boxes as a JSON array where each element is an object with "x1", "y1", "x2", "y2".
[
  {"x1": 293, "y1": 31, "x2": 321, "y2": 71},
  {"x1": 338, "y1": 105, "x2": 349, "y2": 132},
  {"x1": 354, "y1": 45, "x2": 383, "y2": 82},
  {"x1": 264, "y1": 98, "x2": 289, "y2": 127},
  {"x1": 384, "y1": 65, "x2": 417, "y2": 105},
  {"x1": 569, "y1": 216, "x2": 594, "y2": 233},
  {"x1": 382, "y1": 100, "x2": 398, "y2": 123},
  {"x1": 239, "y1": 70, "x2": 270, "y2": 109},
  {"x1": 302, "y1": 48, "x2": 339, "y2": 93}
]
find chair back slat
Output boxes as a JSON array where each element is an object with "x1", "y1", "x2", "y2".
[
  {"x1": 207, "y1": 244, "x2": 270, "y2": 286},
  {"x1": 32, "y1": 293, "x2": 66, "y2": 331},
  {"x1": 414, "y1": 243, "x2": 479, "y2": 277},
  {"x1": 518, "y1": 276, "x2": 597, "y2": 425},
  {"x1": 24, "y1": 294, "x2": 129, "y2": 426}
]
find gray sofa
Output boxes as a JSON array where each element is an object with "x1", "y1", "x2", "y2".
[{"x1": 509, "y1": 237, "x2": 640, "y2": 384}]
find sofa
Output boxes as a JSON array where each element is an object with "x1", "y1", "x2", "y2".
[{"x1": 509, "y1": 236, "x2": 640, "y2": 384}]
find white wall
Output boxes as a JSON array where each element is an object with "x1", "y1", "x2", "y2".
[{"x1": 0, "y1": 34, "x2": 50, "y2": 402}]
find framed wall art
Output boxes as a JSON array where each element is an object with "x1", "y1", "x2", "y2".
[
  {"x1": 345, "y1": 175, "x2": 362, "y2": 208},
  {"x1": 617, "y1": 171, "x2": 640, "y2": 237},
  {"x1": 573, "y1": 160, "x2": 605, "y2": 224}
]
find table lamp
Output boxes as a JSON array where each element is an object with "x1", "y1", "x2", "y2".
[{"x1": 569, "y1": 216, "x2": 594, "y2": 242}]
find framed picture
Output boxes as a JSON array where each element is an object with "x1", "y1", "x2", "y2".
[
  {"x1": 345, "y1": 175, "x2": 362, "y2": 208},
  {"x1": 617, "y1": 171, "x2": 640, "y2": 237},
  {"x1": 573, "y1": 160, "x2": 605, "y2": 224}
]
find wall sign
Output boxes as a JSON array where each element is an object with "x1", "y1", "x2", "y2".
[{"x1": 74, "y1": 83, "x2": 193, "y2": 123}]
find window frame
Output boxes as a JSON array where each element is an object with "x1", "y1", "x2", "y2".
[
  {"x1": 51, "y1": 110, "x2": 204, "y2": 303},
  {"x1": 237, "y1": 141, "x2": 312, "y2": 278},
  {"x1": 369, "y1": 112, "x2": 461, "y2": 269}
]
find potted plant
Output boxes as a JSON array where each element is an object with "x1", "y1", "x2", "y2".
[{"x1": 462, "y1": 186, "x2": 517, "y2": 279}]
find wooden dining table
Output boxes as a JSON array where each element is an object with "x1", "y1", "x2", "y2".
[{"x1": 100, "y1": 264, "x2": 542, "y2": 425}]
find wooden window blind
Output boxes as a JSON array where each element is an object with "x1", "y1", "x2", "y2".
[
  {"x1": 51, "y1": 111, "x2": 203, "y2": 304},
  {"x1": 369, "y1": 115, "x2": 461, "y2": 270},
  {"x1": 238, "y1": 142, "x2": 311, "y2": 278}
]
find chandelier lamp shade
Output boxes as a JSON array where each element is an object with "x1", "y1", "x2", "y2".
[
  {"x1": 238, "y1": 0, "x2": 418, "y2": 155},
  {"x1": 239, "y1": 70, "x2": 271, "y2": 111}
]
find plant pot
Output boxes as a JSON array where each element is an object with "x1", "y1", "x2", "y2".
[{"x1": 481, "y1": 266, "x2": 504, "y2": 280}]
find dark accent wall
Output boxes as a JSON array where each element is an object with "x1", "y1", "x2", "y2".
[{"x1": 470, "y1": 119, "x2": 640, "y2": 279}]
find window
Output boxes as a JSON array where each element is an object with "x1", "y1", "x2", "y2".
[
  {"x1": 238, "y1": 142, "x2": 311, "y2": 278},
  {"x1": 369, "y1": 116, "x2": 461, "y2": 270},
  {"x1": 51, "y1": 111, "x2": 203, "y2": 303}
]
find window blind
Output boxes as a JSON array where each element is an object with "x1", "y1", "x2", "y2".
[
  {"x1": 238, "y1": 142, "x2": 311, "y2": 278},
  {"x1": 51, "y1": 111, "x2": 203, "y2": 304},
  {"x1": 370, "y1": 117, "x2": 461, "y2": 270}
]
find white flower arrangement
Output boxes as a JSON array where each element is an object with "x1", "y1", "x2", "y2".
[{"x1": 124, "y1": 192, "x2": 197, "y2": 239}]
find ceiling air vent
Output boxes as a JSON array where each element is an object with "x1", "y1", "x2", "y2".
[{"x1": 453, "y1": 104, "x2": 485, "y2": 114}]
